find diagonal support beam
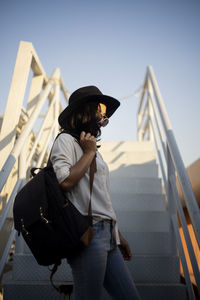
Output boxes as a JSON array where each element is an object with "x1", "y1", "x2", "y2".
[{"x1": 0, "y1": 42, "x2": 33, "y2": 169}]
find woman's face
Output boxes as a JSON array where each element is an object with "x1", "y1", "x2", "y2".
[{"x1": 96, "y1": 103, "x2": 109, "y2": 127}]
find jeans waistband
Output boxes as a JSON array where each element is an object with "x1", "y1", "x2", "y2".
[{"x1": 93, "y1": 219, "x2": 113, "y2": 228}]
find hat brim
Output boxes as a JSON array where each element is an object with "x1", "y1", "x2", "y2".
[{"x1": 58, "y1": 94, "x2": 120, "y2": 128}]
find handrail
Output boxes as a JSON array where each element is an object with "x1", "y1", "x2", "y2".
[
  {"x1": 26, "y1": 92, "x2": 57, "y2": 168},
  {"x1": 0, "y1": 179, "x2": 23, "y2": 231},
  {"x1": 138, "y1": 66, "x2": 200, "y2": 299},
  {"x1": 148, "y1": 66, "x2": 200, "y2": 247},
  {"x1": 0, "y1": 41, "x2": 69, "y2": 278},
  {"x1": 0, "y1": 69, "x2": 59, "y2": 193}
]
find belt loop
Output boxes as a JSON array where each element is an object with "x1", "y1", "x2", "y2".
[
  {"x1": 110, "y1": 220, "x2": 113, "y2": 230},
  {"x1": 102, "y1": 220, "x2": 104, "y2": 229}
]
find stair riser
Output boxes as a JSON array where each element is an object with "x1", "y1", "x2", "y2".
[
  {"x1": 13, "y1": 256, "x2": 71, "y2": 281},
  {"x1": 101, "y1": 152, "x2": 156, "y2": 165},
  {"x1": 116, "y1": 211, "x2": 170, "y2": 232},
  {"x1": 3, "y1": 283, "x2": 187, "y2": 300},
  {"x1": 16, "y1": 223, "x2": 171, "y2": 257},
  {"x1": 99, "y1": 141, "x2": 155, "y2": 152},
  {"x1": 128, "y1": 256, "x2": 180, "y2": 283},
  {"x1": 136, "y1": 284, "x2": 188, "y2": 300},
  {"x1": 110, "y1": 178, "x2": 162, "y2": 194},
  {"x1": 109, "y1": 164, "x2": 158, "y2": 177},
  {"x1": 12, "y1": 254, "x2": 180, "y2": 283},
  {"x1": 122, "y1": 232, "x2": 172, "y2": 254},
  {"x1": 17, "y1": 233, "x2": 172, "y2": 256},
  {"x1": 111, "y1": 193, "x2": 166, "y2": 211}
]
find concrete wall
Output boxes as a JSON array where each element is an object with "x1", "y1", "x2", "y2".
[{"x1": 178, "y1": 158, "x2": 200, "y2": 286}]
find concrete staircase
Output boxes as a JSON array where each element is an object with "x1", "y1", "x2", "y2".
[{"x1": 3, "y1": 141, "x2": 188, "y2": 299}]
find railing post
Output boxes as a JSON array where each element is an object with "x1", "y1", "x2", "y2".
[
  {"x1": 147, "y1": 78, "x2": 153, "y2": 141},
  {"x1": 170, "y1": 175, "x2": 200, "y2": 295},
  {"x1": 171, "y1": 215, "x2": 196, "y2": 300},
  {"x1": 137, "y1": 74, "x2": 147, "y2": 141},
  {"x1": 27, "y1": 75, "x2": 44, "y2": 117},
  {"x1": 53, "y1": 78, "x2": 60, "y2": 139},
  {"x1": 167, "y1": 144, "x2": 178, "y2": 254},
  {"x1": 36, "y1": 120, "x2": 56, "y2": 167},
  {"x1": 18, "y1": 144, "x2": 27, "y2": 181},
  {"x1": 137, "y1": 112, "x2": 143, "y2": 141},
  {"x1": 167, "y1": 130, "x2": 200, "y2": 249}
]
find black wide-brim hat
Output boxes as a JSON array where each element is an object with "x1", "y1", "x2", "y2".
[{"x1": 58, "y1": 85, "x2": 120, "y2": 128}]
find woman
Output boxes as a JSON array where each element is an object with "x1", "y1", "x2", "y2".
[{"x1": 50, "y1": 86, "x2": 141, "y2": 300}]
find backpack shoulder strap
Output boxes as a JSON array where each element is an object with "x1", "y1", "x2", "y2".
[
  {"x1": 48, "y1": 131, "x2": 96, "y2": 217},
  {"x1": 88, "y1": 156, "x2": 97, "y2": 217}
]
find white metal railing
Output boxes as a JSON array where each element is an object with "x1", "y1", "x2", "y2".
[
  {"x1": 138, "y1": 65, "x2": 200, "y2": 299},
  {"x1": 0, "y1": 41, "x2": 69, "y2": 276}
]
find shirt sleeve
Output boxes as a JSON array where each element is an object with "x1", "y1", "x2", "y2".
[{"x1": 50, "y1": 133, "x2": 75, "y2": 184}]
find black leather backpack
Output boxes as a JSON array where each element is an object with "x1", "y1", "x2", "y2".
[{"x1": 13, "y1": 132, "x2": 96, "y2": 294}]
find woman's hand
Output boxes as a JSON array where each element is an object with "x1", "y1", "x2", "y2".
[
  {"x1": 80, "y1": 131, "x2": 96, "y2": 154},
  {"x1": 118, "y1": 231, "x2": 132, "y2": 261}
]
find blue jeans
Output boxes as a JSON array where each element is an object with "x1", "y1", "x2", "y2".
[{"x1": 67, "y1": 220, "x2": 141, "y2": 300}]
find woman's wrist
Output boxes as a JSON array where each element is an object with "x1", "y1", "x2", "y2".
[{"x1": 83, "y1": 149, "x2": 96, "y2": 156}]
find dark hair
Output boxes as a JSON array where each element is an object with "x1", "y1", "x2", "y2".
[{"x1": 63, "y1": 102, "x2": 101, "y2": 139}]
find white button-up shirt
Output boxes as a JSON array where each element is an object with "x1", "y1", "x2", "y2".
[{"x1": 50, "y1": 133, "x2": 120, "y2": 244}]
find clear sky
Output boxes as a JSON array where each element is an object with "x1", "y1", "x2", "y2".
[{"x1": 0, "y1": 0, "x2": 199, "y2": 166}]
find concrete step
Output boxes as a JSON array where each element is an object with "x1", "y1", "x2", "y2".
[
  {"x1": 104, "y1": 283, "x2": 188, "y2": 300},
  {"x1": 129, "y1": 255, "x2": 180, "y2": 283},
  {"x1": 136, "y1": 283, "x2": 187, "y2": 300},
  {"x1": 103, "y1": 283, "x2": 188, "y2": 300},
  {"x1": 2, "y1": 272, "x2": 187, "y2": 300},
  {"x1": 16, "y1": 211, "x2": 170, "y2": 258},
  {"x1": 121, "y1": 231, "x2": 172, "y2": 255},
  {"x1": 99, "y1": 141, "x2": 155, "y2": 152},
  {"x1": 111, "y1": 193, "x2": 166, "y2": 211},
  {"x1": 12, "y1": 253, "x2": 179, "y2": 283},
  {"x1": 15, "y1": 235, "x2": 34, "y2": 255},
  {"x1": 12, "y1": 255, "x2": 71, "y2": 281},
  {"x1": 116, "y1": 211, "x2": 170, "y2": 232},
  {"x1": 3, "y1": 272, "x2": 73, "y2": 300},
  {"x1": 109, "y1": 163, "x2": 158, "y2": 177},
  {"x1": 110, "y1": 177, "x2": 162, "y2": 194},
  {"x1": 16, "y1": 231, "x2": 172, "y2": 257},
  {"x1": 3, "y1": 278, "x2": 188, "y2": 300},
  {"x1": 100, "y1": 151, "x2": 156, "y2": 165}
]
